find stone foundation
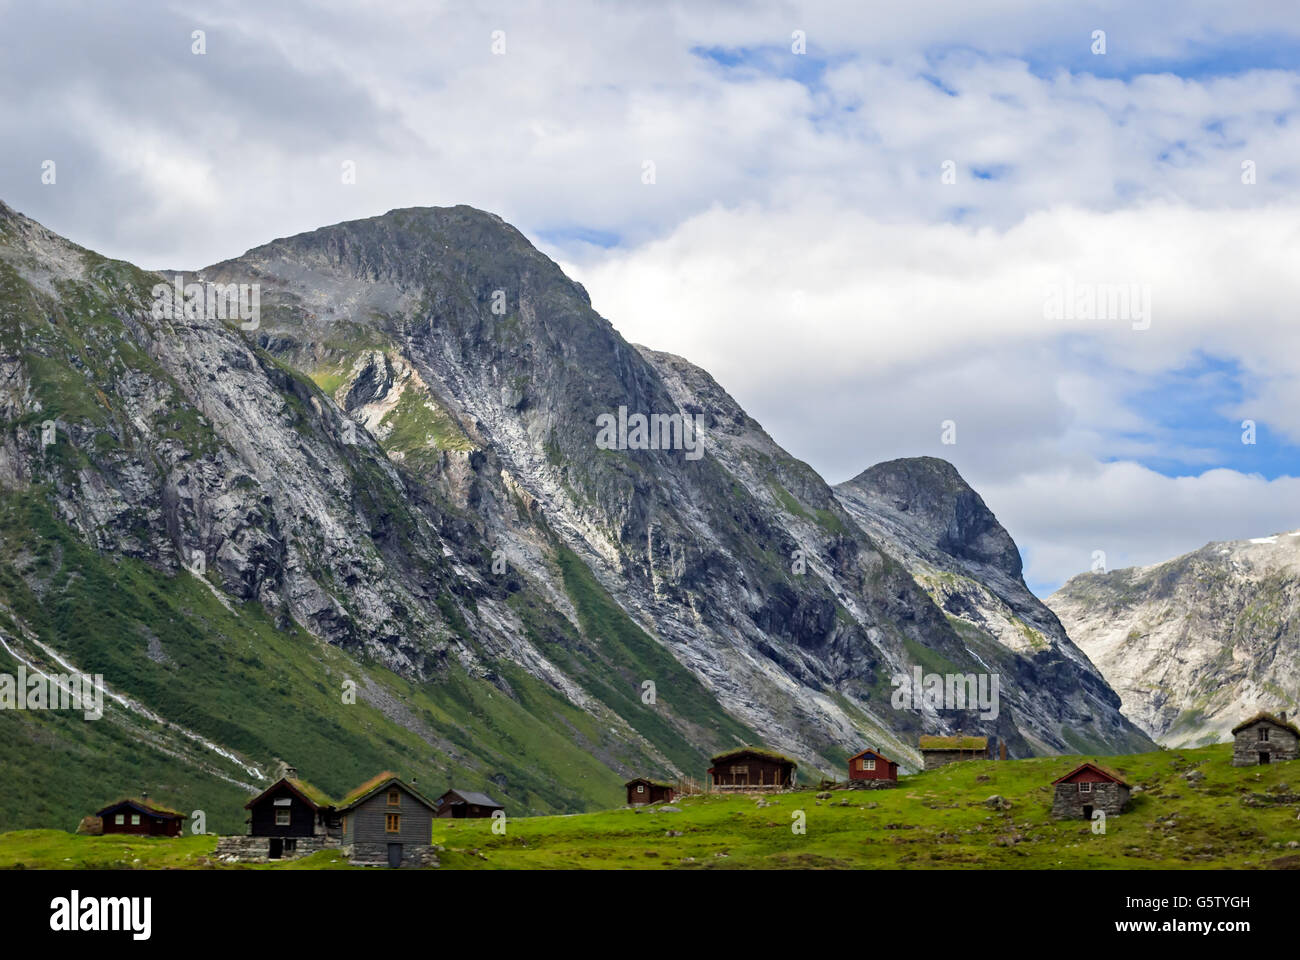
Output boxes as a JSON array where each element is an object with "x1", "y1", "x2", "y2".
[
  {"x1": 214, "y1": 835, "x2": 338, "y2": 863},
  {"x1": 342, "y1": 842, "x2": 439, "y2": 868}
]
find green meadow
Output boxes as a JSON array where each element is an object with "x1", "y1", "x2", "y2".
[{"x1": 3, "y1": 743, "x2": 1297, "y2": 869}]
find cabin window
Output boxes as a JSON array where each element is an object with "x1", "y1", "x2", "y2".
[
  {"x1": 636, "y1": 784, "x2": 645, "y2": 793},
  {"x1": 1078, "y1": 782, "x2": 1092, "y2": 793},
  {"x1": 385, "y1": 813, "x2": 401, "y2": 833},
  {"x1": 388, "y1": 788, "x2": 401, "y2": 806},
  {"x1": 131, "y1": 814, "x2": 141, "y2": 825},
  {"x1": 1260, "y1": 728, "x2": 1270, "y2": 741},
  {"x1": 733, "y1": 765, "x2": 748, "y2": 775},
  {"x1": 866, "y1": 758, "x2": 876, "y2": 771},
  {"x1": 114, "y1": 814, "x2": 125, "y2": 825},
  {"x1": 275, "y1": 809, "x2": 291, "y2": 826}
]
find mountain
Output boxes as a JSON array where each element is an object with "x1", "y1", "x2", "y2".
[
  {"x1": 834, "y1": 457, "x2": 1153, "y2": 755},
  {"x1": 1047, "y1": 531, "x2": 1300, "y2": 747},
  {"x1": 0, "y1": 200, "x2": 1151, "y2": 829}
]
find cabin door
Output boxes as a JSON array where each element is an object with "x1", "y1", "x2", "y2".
[
  {"x1": 1259, "y1": 752, "x2": 1271, "y2": 764},
  {"x1": 388, "y1": 843, "x2": 403, "y2": 868},
  {"x1": 1082, "y1": 805, "x2": 1093, "y2": 821},
  {"x1": 268, "y1": 838, "x2": 282, "y2": 860}
]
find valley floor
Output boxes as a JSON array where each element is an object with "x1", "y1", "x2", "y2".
[{"x1": 3, "y1": 745, "x2": 1295, "y2": 870}]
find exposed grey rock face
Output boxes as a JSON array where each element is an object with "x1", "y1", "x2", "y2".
[
  {"x1": 835, "y1": 457, "x2": 1154, "y2": 756},
  {"x1": 646, "y1": 360, "x2": 1152, "y2": 759},
  {"x1": 1048, "y1": 532, "x2": 1300, "y2": 747},
  {"x1": 0, "y1": 199, "x2": 1152, "y2": 784}
]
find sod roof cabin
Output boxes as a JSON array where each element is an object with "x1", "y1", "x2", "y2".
[
  {"x1": 1231, "y1": 711, "x2": 1300, "y2": 766},
  {"x1": 847, "y1": 748, "x2": 898, "y2": 781},
  {"x1": 95, "y1": 797, "x2": 184, "y2": 837},
  {"x1": 245, "y1": 776, "x2": 338, "y2": 839},
  {"x1": 338, "y1": 773, "x2": 440, "y2": 867},
  {"x1": 918, "y1": 734, "x2": 989, "y2": 770},
  {"x1": 434, "y1": 788, "x2": 504, "y2": 818},
  {"x1": 625, "y1": 778, "x2": 677, "y2": 805},
  {"x1": 1050, "y1": 762, "x2": 1130, "y2": 819},
  {"x1": 708, "y1": 747, "x2": 797, "y2": 791}
]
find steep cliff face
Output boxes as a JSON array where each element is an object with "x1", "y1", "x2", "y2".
[
  {"x1": 1048, "y1": 532, "x2": 1300, "y2": 747},
  {"x1": 835, "y1": 457, "x2": 1154, "y2": 756},
  {"x1": 0, "y1": 201, "x2": 1152, "y2": 827},
  {"x1": 203, "y1": 206, "x2": 965, "y2": 771}
]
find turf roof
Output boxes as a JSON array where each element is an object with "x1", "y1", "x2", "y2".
[
  {"x1": 95, "y1": 797, "x2": 185, "y2": 819},
  {"x1": 710, "y1": 746, "x2": 798, "y2": 766},
  {"x1": 918, "y1": 735, "x2": 988, "y2": 751},
  {"x1": 1231, "y1": 711, "x2": 1300, "y2": 737}
]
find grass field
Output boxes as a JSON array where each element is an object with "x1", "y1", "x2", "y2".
[{"x1": 3, "y1": 743, "x2": 1297, "y2": 869}]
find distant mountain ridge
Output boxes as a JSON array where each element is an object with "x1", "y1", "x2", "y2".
[{"x1": 1048, "y1": 531, "x2": 1300, "y2": 747}]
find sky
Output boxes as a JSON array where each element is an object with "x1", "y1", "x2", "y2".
[{"x1": 3, "y1": 0, "x2": 1300, "y2": 595}]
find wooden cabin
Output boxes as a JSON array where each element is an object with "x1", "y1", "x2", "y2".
[
  {"x1": 1231, "y1": 711, "x2": 1300, "y2": 766},
  {"x1": 244, "y1": 776, "x2": 337, "y2": 859},
  {"x1": 847, "y1": 748, "x2": 898, "y2": 781},
  {"x1": 625, "y1": 778, "x2": 677, "y2": 805},
  {"x1": 1051, "y1": 762, "x2": 1130, "y2": 819},
  {"x1": 918, "y1": 735, "x2": 989, "y2": 770},
  {"x1": 708, "y1": 747, "x2": 797, "y2": 791},
  {"x1": 338, "y1": 773, "x2": 439, "y2": 868},
  {"x1": 433, "y1": 788, "x2": 504, "y2": 819},
  {"x1": 95, "y1": 797, "x2": 183, "y2": 837}
]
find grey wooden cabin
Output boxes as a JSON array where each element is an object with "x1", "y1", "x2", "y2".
[
  {"x1": 1231, "y1": 711, "x2": 1300, "y2": 766},
  {"x1": 337, "y1": 772, "x2": 439, "y2": 868}
]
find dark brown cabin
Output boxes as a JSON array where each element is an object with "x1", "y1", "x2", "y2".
[
  {"x1": 434, "y1": 788, "x2": 504, "y2": 819},
  {"x1": 625, "y1": 778, "x2": 676, "y2": 805},
  {"x1": 245, "y1": 776, "x2": 337, "y2": 844},
  {"x1": 708, "y1": 747, "x2": 797, "y2": 791},
  {"x1": 95, "y1": 798, "x2": 184, "y2": 837}
]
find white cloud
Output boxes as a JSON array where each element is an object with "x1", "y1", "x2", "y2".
[
  {"x1": 5, "y1": 0, "x2": 1300, "y2": 592},
  {"x1": 985, "y1": 462, "x2": 1300, "y2": 591}
]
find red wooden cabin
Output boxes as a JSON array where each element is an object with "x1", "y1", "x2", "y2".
[{"x1": 847, "y1": 748, "x2": 898, "y2": 781}]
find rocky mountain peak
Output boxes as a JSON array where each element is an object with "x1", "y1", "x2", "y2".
[{"x1": 839, "y1": 457, "x2": 1022, "y2": 578}]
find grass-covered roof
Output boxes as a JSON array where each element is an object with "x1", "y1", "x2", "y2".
[
  {"x1": 96, "y1": 797, "x2": 185, "y2": 819},
  {"x1": 625, "y1": 778, "x2": 676, "y2": 789},
  {"x1": 1231, "y1": 711, "x2": 1300, "y2": 737},
  {"x1": 339, "y1": 771, "x2": 401, "y2": 808},
  {"x1": 285, "y1": 777, "x2": 335, "y2": 808},
  {"x1": 710, "y1": 746, "x2": 798, "y2": 767},
  {"x1": 918, "y1": 735, "x2": 988, "y2": 751}
]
